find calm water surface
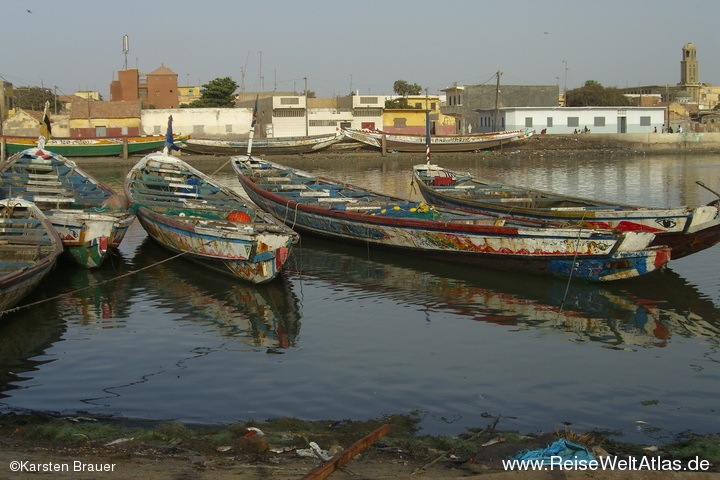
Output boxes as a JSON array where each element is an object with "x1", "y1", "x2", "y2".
[{"x1": 1, "y1": 152, "x2": 719, "y2": 444}]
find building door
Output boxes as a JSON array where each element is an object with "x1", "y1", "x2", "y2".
[{"x1": 617, "y1": 116, "x2": 627, "y2": 133}]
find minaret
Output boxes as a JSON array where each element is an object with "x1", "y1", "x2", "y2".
[{"x1": 680, "y1": 42, "x2": 698, "y2": 86}]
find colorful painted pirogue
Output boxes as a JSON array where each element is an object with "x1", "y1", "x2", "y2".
[
  {"x1": 341, "y1": 127, "x2": 534, "y2": 153},
  {"x1": 412, "y1": 163, "x2": 720, "y2": 259},
  {"x1": 231, "y1": 156, "x2": 671, "y2": 282},
  {"x1": 2, "y1": 134, "x2": 188, "y2": 157},
  {"x1": 125, "y1": 144, "x2": 299, "y2": 284},
  {"x1": 0, "y1": 149, "x2": 134, "y2": 268},
  {"x1": 182, "y1": 131, "x2": 342, "y2": 156},
  {"x1": 0, "y1": 198, "x2": 63, "y2": 315}
]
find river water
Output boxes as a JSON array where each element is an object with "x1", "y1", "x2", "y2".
[{"x1": 1, "y1": 151, "x2": 718, "y2": 445}]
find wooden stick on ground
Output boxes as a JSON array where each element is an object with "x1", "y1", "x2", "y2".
[{"x1": 301, "y1": 424, "x2": 391, "y2": 480}]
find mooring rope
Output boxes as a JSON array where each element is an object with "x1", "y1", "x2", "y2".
[
  {"x1": 559, "y1": 211, "x2": 589, "y2": 312},
  {"x1": 0, "y1": 251, "x2": 188, "y2": 317}
]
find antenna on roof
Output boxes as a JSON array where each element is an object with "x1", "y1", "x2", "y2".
[{"x1": 122, "y1": 35, "x2": 130, "y2": 70}]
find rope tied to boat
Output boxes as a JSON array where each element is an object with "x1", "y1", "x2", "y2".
[{"x1": 0, "y1": 250, "x2": 189, "y2": 317}]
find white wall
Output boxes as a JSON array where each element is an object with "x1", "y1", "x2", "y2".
[
  {"x1": 477, "y1": 107, "x2": 666, "y2": 134},
  {"x1": 141, "y1": 108, "x2": 252, "y2": 137}
]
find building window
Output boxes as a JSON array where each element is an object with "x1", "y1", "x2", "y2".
[
  {"x1": 359, "y1": 97, "x2": 379, "y2": 104},
  {"x1": 525, "y1": 117, "x2": 533, "y2": 128},
  {"x1": 353, "y1": 108, "x2": 382, "y2": 117},
  {"x1": 594, "y1": 117, "x2": 605, "y2": 127},
  {"x1": 567, "y1": 117, "x2": 579, "y2": 127},
  {"x1": 547, "y1": 117, "x2": 553, "y2": 127},
  {"x1": 309, "y1": 120, "x2": 338, "y2": 127},
  {"x1": 280, "y1": 97, "x2": 300, "y2": 105},
  {"x1": 640, "y1": 116, "x2": 651, "y2": 126},
  {"x1": 95, "y1": 126, "x2": 107, "y2": 137},
  {"x1": 226, "y1": 124, "x2": 233, "y2": 133},
  {"x1": 121, "y1": 126, "x2": 128, "y2": 135},
  {"x1": 274, "y1": 109, "x2": 304, "y2": 117},
  {"x1": 393, "y1": 118, "x2": 407, "y2": 128}
]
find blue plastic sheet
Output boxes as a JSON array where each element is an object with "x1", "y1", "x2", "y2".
[{"x1": 512, "y1": 438, "x2": 596, "y2": 465}]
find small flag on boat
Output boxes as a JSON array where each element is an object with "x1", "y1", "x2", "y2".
[
  {"x1": 165, "y1": 115, "x2": 180, "y2": 151},
  {"x1": 251, "y1": 96, "x2": 258, "y2": 128},
  {"x1": 425, "y1": 109, "x2": 431, "y2": 163},
  {"x1": 39, "y1": 100, "x2": 52, "y2": 141}
]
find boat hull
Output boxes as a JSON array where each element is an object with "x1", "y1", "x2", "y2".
[
  {"x1": 182, "y1": 132, "x2": 342, "y2": 156},
  {"x1": 233, "y1": 157, "x2": 670, "y2": 283},
  {"x1": 47, "y1": 210, "x2": 135, "y2": 268},
  {"x1": 342, "y1": 128, "x2": 534, "y2": 153},
  {"x1": 0, "y1": 199, "x2": 63, "y2": 315},
  {"x1": 125, "y1": 152, "x2": 299, "y2": 284},
  {"x1": 412, "y1": 164, "x2": 720, "y2": 260},
  {"x1": 3, "y1": 136, "x2": 187, "y2": 157},
  {"x1": 135, "y1": 208, "x2": 292, "y2": 284},
  {"x1": 0, "y1": 148, "x2": 135, "y2": 268}
]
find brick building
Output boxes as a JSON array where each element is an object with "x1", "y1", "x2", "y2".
[{"x1": 110, "y1": 64, "x2": 179, "y2": 109}]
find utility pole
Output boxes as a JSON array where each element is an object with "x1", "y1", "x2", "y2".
[
  {"x1": 304, "y1": 77, "x2": 309, "y2": 136},
  {"x1": 562, "y1": 60, "x2": 568, "y2": 105},
  {"x1": 258, "y1": 51, "x2": 264, "y2": 91},
  {"x1": 494, "y1": 71, "x2": 502, "y2": 132}
]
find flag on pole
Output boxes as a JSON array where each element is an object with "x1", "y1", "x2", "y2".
[
  {"x1": 39, "y1": 101, "x2": 52, "y2": 141},
  {"x1": 247, "y1": 96, "x2": 259, "y2": 157},
  {"x1": 164, "y1": 115, "x2": 180, "y2": 152},
  {"x1": 425, "y1": 109, "x2": 431, "y2": 164},
  {"x1": 251, "y1": 96, "x2": 258, "y2": 128}
]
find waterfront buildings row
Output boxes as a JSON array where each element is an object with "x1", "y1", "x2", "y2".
[{"x1": 2, "y1": 43, "x2": 718, "y2": 138}]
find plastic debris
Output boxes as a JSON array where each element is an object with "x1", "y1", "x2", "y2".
[
  {"x1": 512, "y1": 438, "x2": 595, "y2": 465},
  {"x1": 296, "y1": 441, "x2": 332, "y2": 461},
  {"x1": 104, "y1": 437, "x2": 134, "y2": 446}
]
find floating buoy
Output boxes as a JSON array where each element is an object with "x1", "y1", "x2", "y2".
[{"x1": 228, "y1": 211, "x2": 251, "y2": 222}]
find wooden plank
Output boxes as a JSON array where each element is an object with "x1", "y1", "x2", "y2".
[{"x1": 301, "y1": 424, "x2": 390, "y2": 480}]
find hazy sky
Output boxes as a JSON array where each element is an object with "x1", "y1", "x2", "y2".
[{"x1": 3, "y1": 0, "x2": 719, "y2": 100}]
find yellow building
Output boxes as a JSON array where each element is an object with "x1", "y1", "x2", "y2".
[
  {"x1": 178, "y1": 85, "x2": 201, "y2": 106},
  {"x1": 382, "y1": 94, "x2": 455, "y2": 135},
  {"x1": 69, "y1": 100, "x2": 142, "y2": 138}
]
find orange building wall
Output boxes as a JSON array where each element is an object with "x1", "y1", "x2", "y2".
[{"x1": 146, "y1": 73, "x2": 178, "y2": 109}]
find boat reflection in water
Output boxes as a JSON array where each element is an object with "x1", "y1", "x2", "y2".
[
  {"x1": 289, "y1": 236, "x2": 720, "y2": 350},
  {"x1": 48, "y1": 255, "x2": 134, "y2": 327},
  {"x1": 132, "y1": 238, "x2": 302, "y2": 350},
  {"x1": 0, "y1": 289, "x2": 67, "y2": 400}
]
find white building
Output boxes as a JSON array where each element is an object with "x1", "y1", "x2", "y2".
[{"x1": 476, "y1": 107, "x2": 667, "y2": 134}]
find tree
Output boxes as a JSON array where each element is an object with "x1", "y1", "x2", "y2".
[
  {"x1": 393, "y1": 80, "x2": 422, "y2": 97},
  {"x1": 566, "y1": 80, "x2": 632, "y2": 107},
  {"x1": 185, "y1": 77, "x2": 239, "y2": 108},
  {"x1": 384, "y1": 97, "x2": 409, "y2": 109},
  {"x1": 14, "y1": 87, "x2": 57, "y2": 111}
]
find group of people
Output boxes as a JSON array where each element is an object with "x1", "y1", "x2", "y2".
[{"x1": 657, "y1": 124, "x2": 683, "y2": 133}]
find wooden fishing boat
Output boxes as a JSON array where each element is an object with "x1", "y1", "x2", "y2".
[
  {"x1": 412, "y1": 163, "x2": 720, "y2": 260},
  {"x1": 124, "y1": 150, "x2": 299, "y2": 284},
  {"x1": 181, "y1": 131, "x2": 342, "y2": 156},
  {"x1": 2, "y1": 134, "x2": 189, "y2": 157},
  {"x1": 231, "y1": 156, "x2": 671, "y2": 282},
  {"x1": 0, "y1": 198, "x2": 63, "y2": 315},
  {"x1": 341, "y1": 127, "x2": 534, "y2": 153},
  {"x1": 0, "y1": 148, "x2": 135, "y2": 268}
]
